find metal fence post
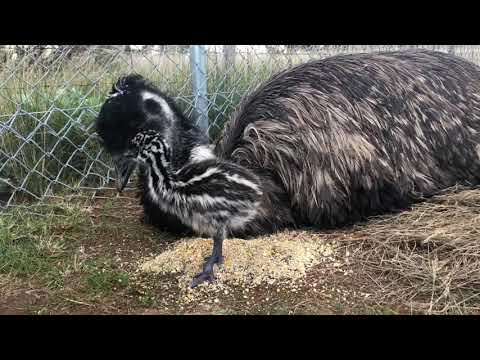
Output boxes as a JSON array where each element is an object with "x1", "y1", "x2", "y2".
[{"x1": 190, "y1": 45, "x2": 209, "y2": 133}]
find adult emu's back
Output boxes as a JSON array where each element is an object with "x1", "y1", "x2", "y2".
[
  {"x1": 96, "y1": 50, "x2": 480, "y2": 236},
  {"x1": 215, "y1": 49, "x2": 480, "y2": 229}
]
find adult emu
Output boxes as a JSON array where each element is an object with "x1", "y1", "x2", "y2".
[{"x1": 96, "y1": 49, "x2": 480, "y2": 285}]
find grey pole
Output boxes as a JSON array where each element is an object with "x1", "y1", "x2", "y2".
[{"x1": 190, "y1": 45, "x2": 209, "y2": 134}]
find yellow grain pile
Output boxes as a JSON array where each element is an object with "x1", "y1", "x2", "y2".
[{"x1": 139, "y1": 230, "x2": 337, "y2": 288}]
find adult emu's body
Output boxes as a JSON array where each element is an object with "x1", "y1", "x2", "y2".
[{"x1": 96, "y1": 50, "x2": 480, "y2": 284}]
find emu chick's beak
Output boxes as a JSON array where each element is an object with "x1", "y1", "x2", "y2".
[{"x1": 113, "y1": 154, "x2": 137, "y2": 193}]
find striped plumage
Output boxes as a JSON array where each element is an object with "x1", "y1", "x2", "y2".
[
  {"x1": 131, "y1": 129, "x2": 262, "y2": 237},
  {"x1": 122, "y1": 129, "x2": 262, "y2": 286},
  {"x1": 96, "y1": 49, "x2": 480, "y2": 286}
]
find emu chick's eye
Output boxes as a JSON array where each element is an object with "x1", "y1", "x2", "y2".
[{"x1": 144, "y1": 98, "x2": 162, "y2": 114}]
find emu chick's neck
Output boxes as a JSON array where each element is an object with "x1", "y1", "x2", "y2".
[
  {"x1": 137, "y1": 134, "x2": 216, "y2": 193},
  {"x1": 138, "y1": 137, "x2": 176, "y2": 192}
]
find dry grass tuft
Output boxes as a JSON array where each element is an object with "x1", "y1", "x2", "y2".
[{"x1": 336, "y1": 187, "x2": 480, "y2": 314}]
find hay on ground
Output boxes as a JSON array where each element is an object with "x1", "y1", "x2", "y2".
[{"x1": 335, "y1": 187, "x2": 480, "y2": 314}]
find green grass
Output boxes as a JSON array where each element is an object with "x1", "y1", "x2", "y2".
[
  {"x1": 0, "y1": 202, "x2": 91, "y2": 289},
  {"x1": 0, "y1": 199, "x2": 145, "y2": 310},
  {"x1": 0, "y1": 198, "x2": 182, "y2": 313},
  {"x1": 83, "y1": 259, "x2": 130, "y2": 296}
]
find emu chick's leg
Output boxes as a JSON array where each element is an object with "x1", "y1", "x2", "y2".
[{"x1": 191, "y1": 227, "x2": 226, "y2": 288}]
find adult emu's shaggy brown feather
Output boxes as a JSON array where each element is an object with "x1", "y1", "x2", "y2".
[
  {"x1": 96, "y1": 50, "x2": 480, "y2": 238},
  {"x1": 215, "y1": 49, "x2": 480, "y2": 228}
]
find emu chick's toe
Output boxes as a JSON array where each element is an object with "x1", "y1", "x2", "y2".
[
  {"x1": 191, "y1": 253, "x2": 224, "y2": 288},
  {"x1": 191, "y1": 271, "x2": 216, "y2": 288}
]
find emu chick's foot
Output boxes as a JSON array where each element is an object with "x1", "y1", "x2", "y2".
[
  {"x1": 191, "y1": 259, "x2": 219, "y2": 288},
  {"x1": 191, "y1": 270, "x2": 215, "y2": 288},
  {"x1": 191, "y1": 254, "x2": 223, "y2": 288},
  {"x1": 191, "y1": 227, "x2": 226, "y2": 288}
]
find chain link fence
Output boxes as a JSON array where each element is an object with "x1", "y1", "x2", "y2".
[{"x1": 2, "y1": 45, "x2": 480, "y2": 208}]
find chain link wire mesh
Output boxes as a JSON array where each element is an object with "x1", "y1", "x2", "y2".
[{"x1": 2, "y1": 45, "x2": 480, "y2": 209}]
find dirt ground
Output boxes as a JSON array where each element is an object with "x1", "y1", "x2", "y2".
[{"x1": 1, "y1": 188, "x2": 479, "y2": 315}]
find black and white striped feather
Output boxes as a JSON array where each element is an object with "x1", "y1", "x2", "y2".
[{"x1": 131, "y1": 130, "x2": 262, "y2": 238}]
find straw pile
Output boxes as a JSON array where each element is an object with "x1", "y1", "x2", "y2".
[{"x1": 336, "y1": 187, "x2": 480, "y2": 313}]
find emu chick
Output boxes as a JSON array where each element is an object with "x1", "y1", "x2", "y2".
[{"x1": 131, "y1": 130, "x2": 262, "y2": 287}]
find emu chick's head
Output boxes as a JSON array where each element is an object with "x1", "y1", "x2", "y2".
[{"x1": 95, "y1": 74, "x2": 178, "y2": 192}]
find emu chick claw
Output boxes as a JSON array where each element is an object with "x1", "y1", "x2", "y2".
[
  {"x1": 191, "y1": 271, "x2": 216, "y2": 288},
  {"x1": 191, "y1": 252, "x2": 223, "y2": 288}
]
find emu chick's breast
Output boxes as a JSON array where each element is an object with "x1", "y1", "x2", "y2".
[{"x1": 145, "y1": 158, "x2": 263, "y2": 237}]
